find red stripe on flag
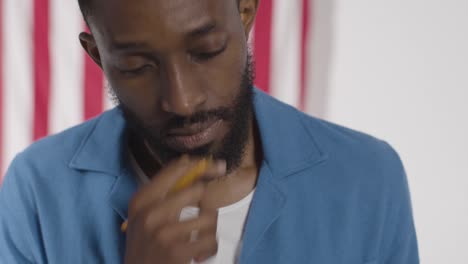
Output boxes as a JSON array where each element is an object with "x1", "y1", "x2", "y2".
[
  {"x1": 253, "y1": 0, "x2": 274, "y2": 93},
  {"x1": 83, "y1": 27, "x2": 103, "y2": 120},
  {"x1": 0, "y1": 0, "x2": 4, "y2": 176},
  {"x1": 33, "y1": 0, "x2": 51, "y2": 140},
  {"x1": 299, "y1": 0, "x2": 310, "y2": 110}
]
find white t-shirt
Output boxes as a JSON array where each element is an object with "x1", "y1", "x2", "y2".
[{"x1": 129, "y1": 152, "x2": 255, "y2": 264}]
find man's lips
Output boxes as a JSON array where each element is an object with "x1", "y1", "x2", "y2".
[{"x1": 164, "y1": 119, "x2": 223, "y2": 151}]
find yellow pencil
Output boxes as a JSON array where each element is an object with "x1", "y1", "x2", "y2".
[{"x1": 121, "y1": 157, "x2": 213, "y2": 233}]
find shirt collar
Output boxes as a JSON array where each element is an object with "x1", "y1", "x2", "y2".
[
  {"x1": 252, "y1": 88, "x2": 328, "y2": 179},
  {"x1": 68, "y1": 107, "x2": 129, "y2": 176}
]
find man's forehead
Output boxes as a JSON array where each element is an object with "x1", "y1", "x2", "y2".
[{"x1": 92, "y1": 0, "x2": 234, "y2": 33}]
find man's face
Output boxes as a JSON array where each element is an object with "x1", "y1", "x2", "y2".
[{"x1": 86, "y1": 0, "x2": 256, "y2": 171}]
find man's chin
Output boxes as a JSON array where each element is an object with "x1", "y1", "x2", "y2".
[{"x1": 170, "y1": 143, "x2": 213, "y2": 157}]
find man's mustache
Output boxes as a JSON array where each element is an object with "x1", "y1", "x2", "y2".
[{"x1": 144, "y1": 107, "x2": 234, "y2": 136}]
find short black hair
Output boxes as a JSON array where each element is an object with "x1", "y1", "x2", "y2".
[
  {"x1": 78, "y1": 0, "x2": 91, "y2": 24},
  {"x1": 78, "y1": 0, "x2": 242, "y2": 26},
  {"x1": 77, "y1": 0, "x2": 90, "y2": 26}
]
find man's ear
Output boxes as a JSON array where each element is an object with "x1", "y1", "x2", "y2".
[
  {"x1": 79, "y1": 32, "x2": 103, "y2": 68},
  {"x1": 239, "y1": 0, "x2": 259, "y2": 37}
]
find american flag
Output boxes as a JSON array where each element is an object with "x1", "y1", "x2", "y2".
[{"x1": 0, "y1": 0, "x2": 313, "y2": 181}]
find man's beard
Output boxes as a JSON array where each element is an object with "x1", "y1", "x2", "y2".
[{"x1": 114, "y1": 52, "x2": 255, "y2": 173}]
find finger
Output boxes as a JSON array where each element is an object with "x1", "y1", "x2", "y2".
[
  {"x1": 128, "y1": 156, "x2": 211, "y2": 217},
  {"x1": 179, "y1": 235, "x2": 219, "y2": 262},
  {"x1": 135, "y1": 155, "x2": 197, "y2": 203},
  {"x1": 135, "y1": 158, "x2": 225, "y2": 221},
  {"x1": 154, "y1": 156, "x2": 226, "y2": 195},
  {"x1": 153, "y1": 211, "x2": 218, "y2": 246},
  {"x1": 191, "y1": 208, "x2": 219, "y2": 262},
  {"x1": 162, "y1": 184, "x2": 221, "y2": 224},
  {"x1": 195, "y1": 208, "x2": 218, "y2": 240},
  {"x1": 136, "y1": 183, "x2": 206, "y2": 231},
  {"x1": 127, "y1": 156, "x2": 225, "y2": 233},
  {"x1": 193, "y1": 159, "x2": 227, "y2": 185}
]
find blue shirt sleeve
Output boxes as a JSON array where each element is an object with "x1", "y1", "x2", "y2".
[
  {"x1": 379, "y1": 142, "x2": 419, "y2": 263},
  {"x1": 0, "y1": 154, "x2": 41, "y2": 263}
]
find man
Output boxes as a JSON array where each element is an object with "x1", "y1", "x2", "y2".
[{"x1": 0, "y1": 0, "x2": 419, "y2": 263}]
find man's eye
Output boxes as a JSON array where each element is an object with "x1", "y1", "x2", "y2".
[
  {"x1": 193, "y1": 46, "x2": 226, "y2": 61},
  {"x1": 120, "y1": 65, "x2": 152, "y2": 76}
]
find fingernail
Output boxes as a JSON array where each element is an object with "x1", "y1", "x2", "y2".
[{"x1": 215, "y1": 160, "x2": 227, "y2": 173}]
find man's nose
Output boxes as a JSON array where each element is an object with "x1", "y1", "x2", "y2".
[{"x1": 160, "y1": 61, "x2": 206, "y2": 116}]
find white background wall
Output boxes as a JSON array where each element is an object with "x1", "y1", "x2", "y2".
[{"x1": 311, "y1": 0, "x2": 468, "y2": 263}]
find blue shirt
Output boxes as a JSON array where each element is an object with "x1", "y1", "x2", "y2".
[{"x1": 0, "y1": 89, "x2": 419, "y2": 263}]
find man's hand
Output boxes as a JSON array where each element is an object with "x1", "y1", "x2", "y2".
[{"x1": 124, "y1": 155, "x2": 226, "y2": 264}]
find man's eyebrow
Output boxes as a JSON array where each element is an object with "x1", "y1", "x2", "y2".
[
  {"x1": 111, "y1": 42, "x2": 151, "y2": 52},
  {"x1": 187, "y1": 21, "x2": 217, "y2": 38}
]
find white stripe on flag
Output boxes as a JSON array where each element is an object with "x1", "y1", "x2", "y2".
[
  {"x1": 270, "y1": 0, "x2": 302, "y2": 107},
  {"x1": 305, "y1": 0, "x2": 329, "y2": 117},
  {"x1": 249, "y1": 25, "x2": 255, "y2": 54},
  {"x1": 49, "y1": 0, "x2": 84, "y2": 134},
  {"x1": 3, "y1": 0, "x2": 34, "y2": 170}
]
